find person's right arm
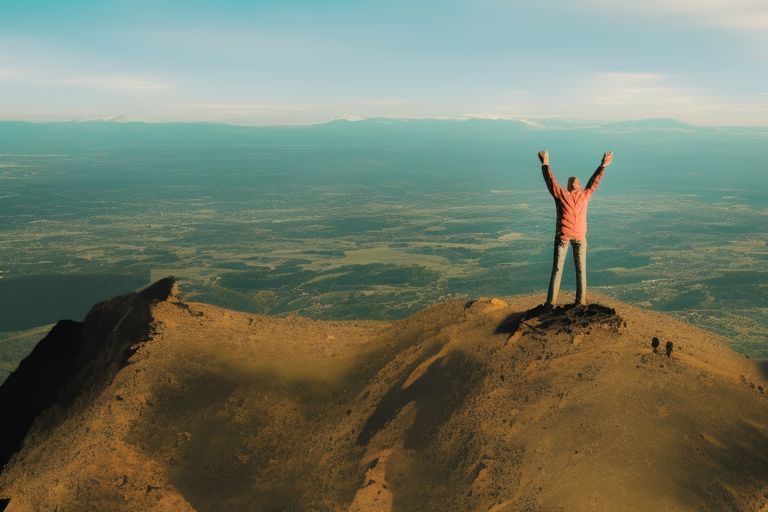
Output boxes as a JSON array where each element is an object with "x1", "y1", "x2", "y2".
[{"x1": 538, "y1": 150, "x2": 561, "y2": 197}]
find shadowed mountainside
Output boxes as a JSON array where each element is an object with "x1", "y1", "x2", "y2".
[
  {"x1": 0, "y1": 278, "x2": 175, "y2": 471},
  {"x1": 1, "y1": 279, "x2": 768, "y2": 511}
]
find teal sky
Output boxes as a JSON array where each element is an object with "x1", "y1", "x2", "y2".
[{"x1": 1, "y1": 0, "x2": 767, "y2": 125}]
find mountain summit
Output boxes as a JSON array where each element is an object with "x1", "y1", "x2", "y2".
[{"x1": 1, "y1": 279, "x2": 767, "y2": 511}]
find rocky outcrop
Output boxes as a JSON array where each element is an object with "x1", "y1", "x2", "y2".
[{"x1": 0, "y1": 278, "x2": 175, "y2": 470}]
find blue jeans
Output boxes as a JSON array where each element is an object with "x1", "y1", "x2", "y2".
[{"x1": 546, "y1": 237, "x2": 587, "y2": 305}]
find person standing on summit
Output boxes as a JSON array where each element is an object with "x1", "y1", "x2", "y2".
[{"x1": 539, "y1": 150, "x2": 613, "y2": 306}]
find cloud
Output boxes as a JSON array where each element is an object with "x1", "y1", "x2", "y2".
[
  {"x1": 52, "y1": 74, "x2": 173, "y2": 91},
  {"x1": 451, "y1": 73, "x2": 703, "y2": 123},
  {"x1": 587, "y1": 72, "x2": 696, "y2": 108},
  {"x1": 0, "y1": 66, "x2": 172, "y2": 92},
  {"x1": 131, "y1": 103, "x2": 312, "y2": 125},
  {"x1": 335, "y1": 114, "x2": 364, "y2": 121},
  {"x1": 469, "y1": 71, "x2": 768, "y2": 125},
  {"x1": 458, "y1": 112, "x2": 546, "y2": 128},
  {"x1": 573, "y1": 71, "x2": 768, "y2": 124},
  {"x1": 582, "y1": 0, "x2": 768, "y2": 31},
  {"x1": 0, "y1": 67, "x2": 23, "y2": 80},
  {"x1": 460, "y1": 112, "x2": 511, "y2": 120},
  {"x1": 348, "y1": 98, "x2": 412, "y2": 108},
  {"x1": 185, "y1": 103, "x2": 303, "y2": 113}
]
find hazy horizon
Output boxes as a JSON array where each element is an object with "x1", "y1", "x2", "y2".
[{"x1": 2, "y1": 116, "x2": 768, "y2": 129}]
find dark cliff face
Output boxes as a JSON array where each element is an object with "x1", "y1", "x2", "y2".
[{"x1": 0, "y1": 277, "x2": 175, "y2": 470}]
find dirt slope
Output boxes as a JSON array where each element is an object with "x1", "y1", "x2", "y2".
[{"x1": 1, "y1": 280, "x2": 768, "y2": 511}]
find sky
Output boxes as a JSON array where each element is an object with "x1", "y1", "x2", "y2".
[{"x1": 1, "y1": 0, "x2": 767, "y2": 125}]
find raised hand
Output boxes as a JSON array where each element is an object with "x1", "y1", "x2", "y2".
[
  {"x1": 601, "y1": 151, "x2": 613, "y2": 167},
  {"x1": 538, "y1": 150, "x2": 549, "y2": 166}
]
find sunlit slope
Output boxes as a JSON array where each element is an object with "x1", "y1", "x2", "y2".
[{"x1": 1, "y1": 279, "x2": 768, "y2": 511}]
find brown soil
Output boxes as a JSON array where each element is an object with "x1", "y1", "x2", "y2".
[{"x1": 1, "y1": 282, "x2": 768, "y2": 511}]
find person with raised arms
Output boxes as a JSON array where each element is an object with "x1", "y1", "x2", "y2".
[{"x1": 538, "y1": 149, "x2": 613, "y2": 306}]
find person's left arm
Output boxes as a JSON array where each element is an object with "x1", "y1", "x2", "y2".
[{"x1": 586, "y1": 151, "x2": 613, "y2": 192}]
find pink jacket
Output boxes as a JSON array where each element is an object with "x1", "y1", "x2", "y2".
[{"x1": 542, "y1": 164, "x2": 606, "y2": 241}]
